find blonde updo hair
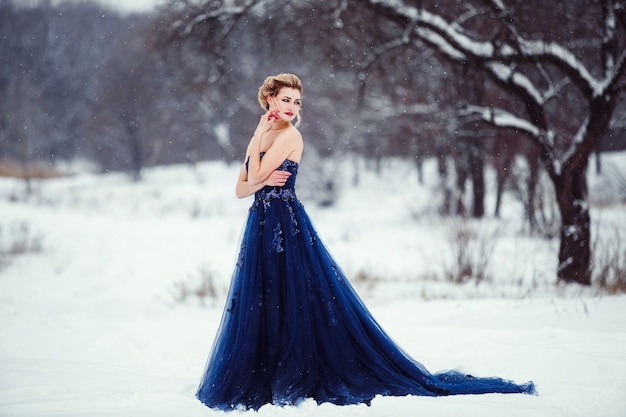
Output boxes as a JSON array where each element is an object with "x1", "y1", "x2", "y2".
[{"x1": 257, "y1": 73, "x2": 303, "y2": 127}]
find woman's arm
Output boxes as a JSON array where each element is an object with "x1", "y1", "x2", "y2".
[
  {"x1": 235, "y1": 155, "x2": 293, "y2": 199},
  {"x1": 235, "y1": 162, "x2": 263, "y2": 199}
]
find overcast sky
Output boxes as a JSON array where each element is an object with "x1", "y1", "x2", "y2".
[{"x1": 89, "y1": 0, "x2": 165, "y2": 14}]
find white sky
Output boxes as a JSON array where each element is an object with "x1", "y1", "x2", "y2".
[
  {"x1": 97, "y1": 0, "x2": 165, "y2": 13},
  {"x1": 48, "y1": 0, "x2": 166, "y2": 14}
]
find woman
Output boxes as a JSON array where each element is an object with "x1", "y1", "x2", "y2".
[{"x1": 196, "y1": 73, "x2": 536, "y2": 411}]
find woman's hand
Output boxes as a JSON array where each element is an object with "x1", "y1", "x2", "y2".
[
  {"x1": 254, "y1": 109, "x2": 279, "y2": 136},
  {"x1": 263, "y1": 169, "x2": 291, "y2": 187}
]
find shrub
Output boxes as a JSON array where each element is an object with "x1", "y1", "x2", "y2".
[
  {"x1": 0, "y1": 158, "x2": 62, "y2": 179},
  {"x1": 444, "y1": 217, "x2": 497, "y2": 284},
  {"x1": 171, "y1": 266, "x2": 220, "y2": 307},
  {"x1": 592, "y1": 228, "x2": 626, "y2": 294},
  {"x1": 0, "y1": 221, "x2": 43, "y2": 271}
]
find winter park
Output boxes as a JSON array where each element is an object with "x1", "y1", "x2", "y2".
[{"x1": 1, "y1": 0, "x2": 626, "y2": 416}]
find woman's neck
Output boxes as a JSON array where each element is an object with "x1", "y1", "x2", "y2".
[{"x1": 270, "y1": 121, "x2": 291, "y2": 131}]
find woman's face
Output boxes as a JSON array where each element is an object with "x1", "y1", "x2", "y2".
[{"x1": 269, "y1": 87, "x2": 302, "y2": 123}]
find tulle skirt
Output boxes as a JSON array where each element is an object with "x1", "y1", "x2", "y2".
[{"x1": 196, "y1": 186, "x2": 536, "y2": 410}]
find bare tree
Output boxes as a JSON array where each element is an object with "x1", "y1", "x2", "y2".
[
  {"x1": 355, "y1": 0, "x2": 626, "y2": 285},
  {"x1": 0, "y1": 73, "x2": 48, "y2": 192},
  {"x1": 0, "y1": 0, "x2": 142, "y2": 165}
]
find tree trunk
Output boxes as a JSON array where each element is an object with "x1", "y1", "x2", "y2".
[
  {"x1": 414, "y1": 154, "x2": 424, "y2": 185},
  {"x1": 454, "y1": 156, "x2": 467, "y2": 216},
  {"x1": 437, "y1": 153, "x2": 451, "y2": 215},
  {"x1": 553, "y1": 162, "x2": 592, "y2": 285},
  {"x1": 469, "y1": 139, "x2": 485, "y2": 218},
  {"x1": 125, "y1": 116, "x2": 143, "y2": 181},
  {"x1": 525, "y1": 152, "x2": 540, "y2": 232},
  {"x1": 494, "y1": 178, "x2": 504, "y2": 218},
  {"x1": 493, "y1": 139, "x2": 514, "y2": 218}
]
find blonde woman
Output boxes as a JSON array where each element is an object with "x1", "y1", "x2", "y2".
[{"x1": 196, "y1": 73, "x2": 535, "y2": 411}]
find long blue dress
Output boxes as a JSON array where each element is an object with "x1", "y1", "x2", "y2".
[{"x1": 196, "y1": 155, "x2": 536, "y2": 411}]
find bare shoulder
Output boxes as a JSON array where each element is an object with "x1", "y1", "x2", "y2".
[
  {"x1": 274, "y1": 126, "x2": 303, "y2": 162},
  {"x1": 277, "y1": 126, "x2": 303, "y2": 147}
]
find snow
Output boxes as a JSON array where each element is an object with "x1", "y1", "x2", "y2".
[
  {"x1": 416, "y1": 26, "x2": 468, "y2": 61},
  {"x1": 1, "y1": 154, "x2": 625, "y2": 417},
  {"x1": 464, "y1": 105, "x2": 541, "y2": 138},
  {"x1": 487, "y1": 62, "x2": 545, "y2": 106}
]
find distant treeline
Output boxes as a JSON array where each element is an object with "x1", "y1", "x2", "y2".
[{"x1": 1, "y1": 1, "x2": 624, "y2": 175}]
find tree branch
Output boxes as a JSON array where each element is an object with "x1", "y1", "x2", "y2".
[
  {"x1": 462, "y1": 104, "x2": 559, "y2": 173},
  {"x1": 356, "y1": 19, "x2": 417, "y2": 104},
  {"x1": 171, "y1": 0, "x2": 262, "y2": 38}
]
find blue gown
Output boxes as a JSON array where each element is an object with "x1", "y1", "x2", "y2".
[{"x1": 196, "y1": 155, "x2": 536, "y2": 411}]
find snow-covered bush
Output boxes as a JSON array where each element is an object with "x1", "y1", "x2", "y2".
[
  {"x1": 444, "y1": 217, "x2": 497, "y2": 284},
  {"x1": 0, "y1": 221, "x2": 42, "y2": 271},
  {"x1": 592, "y1": 229, "x2": 626, "y2": 294},
  {"x1": 170, "y1": 266, "x2": 221, "y2": 307}
]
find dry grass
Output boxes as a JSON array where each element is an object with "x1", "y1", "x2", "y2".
[
  {"x1": 0, "y1": 158, "x2": 63, "y2": 179},
  {"x1": 592, "y1": 228, "x2": 626, "y2": 294},
  {"x1": 0, "y1": 221, "x2": 43, "y2": 271},
  {"x1": 171, "y1": 266, "x2": 219, "y2": 307},
  {"x1": 444, "y1": 217, "x2": 496, "y2": 284}
]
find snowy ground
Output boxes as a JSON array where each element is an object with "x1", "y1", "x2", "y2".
[{"x1": 0, "y1": 154, "x2": 625, "y2": 417}]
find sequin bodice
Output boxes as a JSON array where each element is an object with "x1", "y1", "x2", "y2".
[{"x1": 246, "y1": 153, "x2": 299, "y2": 210}]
